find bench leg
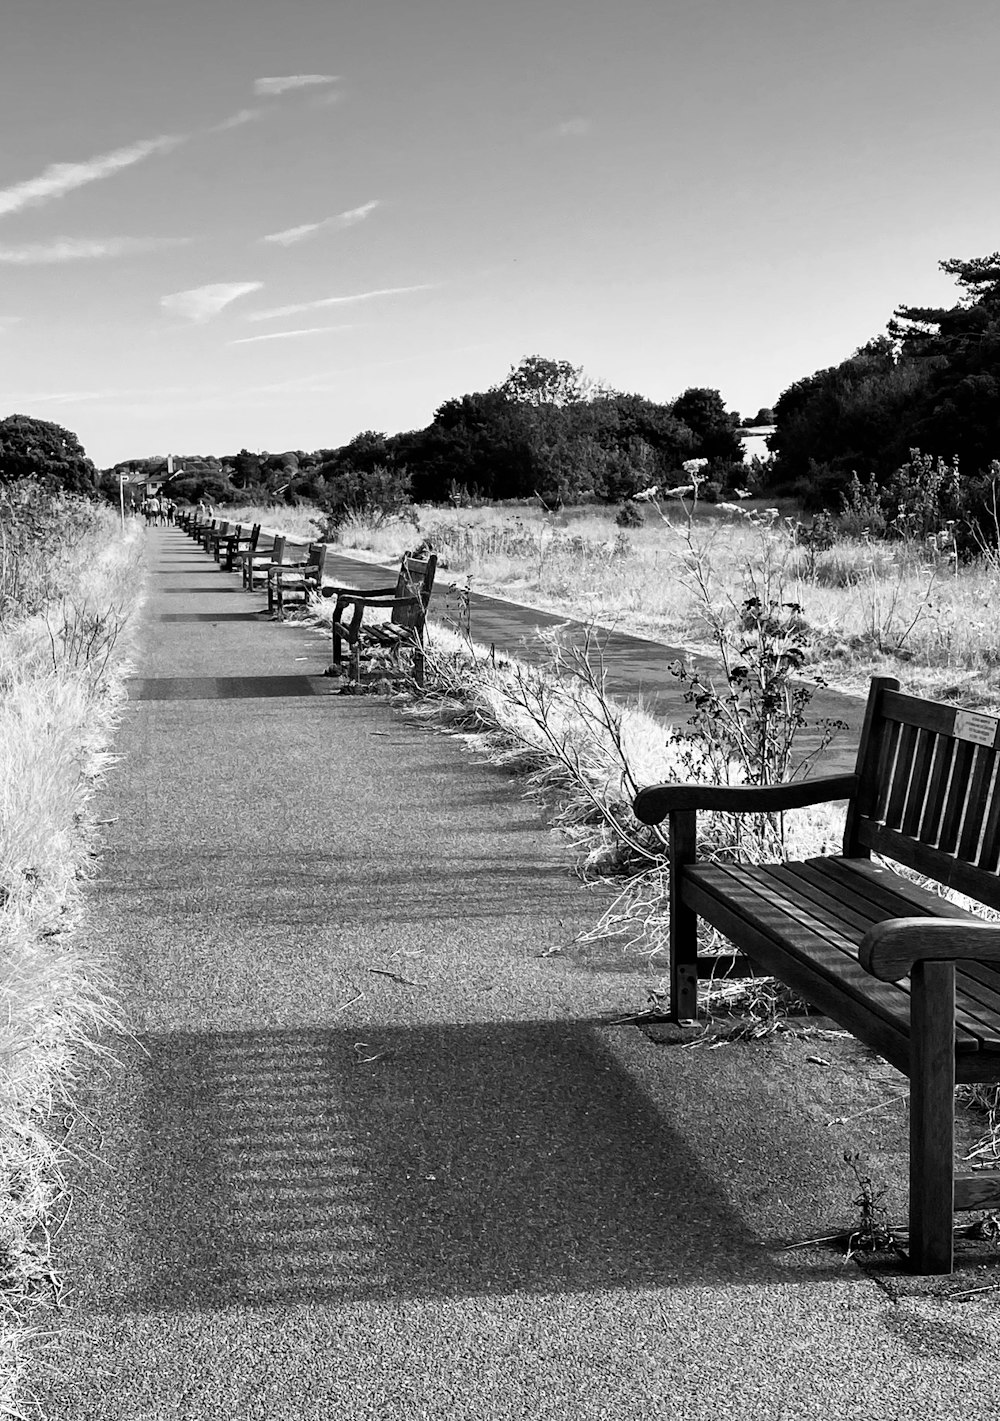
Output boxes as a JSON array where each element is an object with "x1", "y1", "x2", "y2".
[
  {"x1": 908, "y1": 960, "x2": 956, "y2": 1273},
  {"x1": 669, "y1": 810, "x2": 699, "y2": 1023}
]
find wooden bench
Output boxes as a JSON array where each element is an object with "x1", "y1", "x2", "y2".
[
  {"x1": 267, "y1": 541, "x2": 328, "y2": 617},
  {"x1": 633, "y1": 675, "x2": 1000, "y2": 1273},
  {"x1": 323, "y1": 550, "x2": 437, "y2": 686},
  {"x1": 215, "y1": 522, "x2": 253, "y2": 571}
]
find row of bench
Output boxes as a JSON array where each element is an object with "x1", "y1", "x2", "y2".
[{"x1": 176, "y1": 510, "x2": 437, "y2": 683}]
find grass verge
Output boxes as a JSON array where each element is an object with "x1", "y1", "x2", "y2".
[{"x1": 0, "y1": 504, "x2": 144, "y2": 1416}]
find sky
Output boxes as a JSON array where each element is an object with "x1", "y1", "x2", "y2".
[{"x1": 1, "y1": 0, "x2": 998, "y2": 468}]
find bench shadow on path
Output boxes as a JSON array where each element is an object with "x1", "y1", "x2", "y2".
[{"x1": 118, "y1": 1020, "x2": 796, "y2": 1314}]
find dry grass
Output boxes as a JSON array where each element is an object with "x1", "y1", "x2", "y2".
[
  {"x1": 337, "y1": 499, "x2": 1000, "y2": 712},
  {"x1": 0, "y1": 505, "x2": 142, "y2": 1416},
  {"x1": 223, "y1": 503, "x2": 323, "y2": 543}
]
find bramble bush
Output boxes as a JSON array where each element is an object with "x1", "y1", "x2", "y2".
[{"x1": 312, "y1": 463, "x2": 414, "y2": 537}]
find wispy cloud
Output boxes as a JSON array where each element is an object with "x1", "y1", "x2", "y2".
[
  {"x1": 211, "y1": 107, "x2": 264, "y2": 132},
  {"x1": 254, "y1": 75, "x2": 339, "y2": 97},
  {"x1": 553, "y1": 117, "x2": 592, "y2": 138},
  {"x1": 161, "y1": 282, "x2": 262, "y2": 323},
  {"x1": 0, "y1": 316, "x2": 21, "y2": 333},
  {"x1": 229, "y1": 325, "x2": 354, "y2": 345},
  {"x1": 0, "y1": 135, "x2": 182, "y2": 220},
  {"x1": 8, "y1": 383, "x2": 196, "y2": 405},
  {"x1": 262, "y1": 200, "x2": 379, "y2": 247},
  {"x1": 249, "y1": 283, "x2": 433, "y2": 322},
  {"x1": 0, "y1": 236, "x2": 191, "y2": 264}
]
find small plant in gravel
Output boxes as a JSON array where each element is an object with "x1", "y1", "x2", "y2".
[{"x1": 842, "y1": 1151, "x2": 904, "y2": 1259}]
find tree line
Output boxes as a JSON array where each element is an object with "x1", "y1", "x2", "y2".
[{"x1": 3, "y1": 250, "x2": 999, "y2": 521}]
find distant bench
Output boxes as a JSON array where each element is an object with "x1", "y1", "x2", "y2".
[{"x1": 634, "y1": 676, "x2": 1000, "y2": 1273}]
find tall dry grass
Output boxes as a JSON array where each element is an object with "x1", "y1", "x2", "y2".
[
  {"x1": 337, "y1": 499, "x2": 1000, "y2": 712},
  {"x1": 0, "y1": 500, "x2": 143, "y2": 1416},
  {"x1": 224, "y1": 503, "x2": 323, "y2": 543}
]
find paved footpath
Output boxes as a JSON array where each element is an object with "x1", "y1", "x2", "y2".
[{"x1": 38, "y1": 530, "x2": 1000, "y2": 1420}]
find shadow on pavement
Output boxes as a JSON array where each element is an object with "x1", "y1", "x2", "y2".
[
  {"x1": 129, "y1": 675, "x2": 327, "y2": 700},
  {"x1": 156, "y1": 613, "x2": 271, "y2": 623},
  {"x1": 119, "y1": 1020, "x2": 782, "y2": 1312}
]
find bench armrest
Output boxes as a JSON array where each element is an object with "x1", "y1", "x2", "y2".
[
  {"x1": 860, "y1": 919, "x2": 1000, "y2": 982},
  {"x1": 632, "y1": 773, "x2": 859, "y2": 824}
]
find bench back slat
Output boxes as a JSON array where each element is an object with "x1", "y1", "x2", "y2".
[
  {"x1": 849, "y1": 679, "x2": 1000, "y2": 913},
  {"x1": 977, "y1": 772, "x2": 1000, "y2": 873},
  {"x1": 944, "y1": 740, "x2": 979, "y2": 855},
  {"x1": 964, "y1": 749, "x2": 998, "y2": 864},
  {"x1": 390, "y1": 553, "x2": 437, "y2": 631}
]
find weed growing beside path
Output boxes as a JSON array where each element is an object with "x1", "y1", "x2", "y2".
[{"x1": 0, "y1": 496, "x2": 143, "y2": 1415}]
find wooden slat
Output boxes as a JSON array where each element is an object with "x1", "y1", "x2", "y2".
[
  {"x1": 857, "y1": 821, "x2": 1000, "y2": 915},
  {"x1": 805, "y1": 857, "x2": 977, "y2": 923},
  {"x1": 766, "y1": 863, "x2": 999, "y2": 1046},
  {"x1": 787, "y1": 859, "x2": 1000, "y2": 1045},
  {"x1": 881, "y1": 688, "x2": 969, "y2": 735},
  {"x1": 901, "y1": 728, "x2": 935, "y2": 837},
  {"x1": 683, "y1": 875, "x2": 913, "y2": 1072},
  {"x1": 952, "y1": 967, "x2": 1000, "y2": 1033},
  {"x1": 920, "y1": 735, "x2": 956, "y2": 846},
  {"x1": 814, "y1": 861, "x2": 1000, "y2": 1035},
  {"x1": 885, "y1": 722, "x2": 919, "y2": 830},
  {"x1": 955, "y1": 746, "x2": 995, "y2": 860},
  {"x1": 943, "y1": 740, "x2": 978, "y2": 855},
  {"x1": 771, "y1": 863, "x2": 884, "y2": 934},
  {"x1": 977, "y1": 768, "x2": 1000, "y2": 874},
  {"x1": 846, "y1": 678, "x2": 898, "y2": 842},
  {"x1": 688, "y1": 865, "x2": 925, "y2": 1039},
  {"x1": 870, "y1": 716, "x2": 902, "y2": 825},
  {"x1": 955, "y1": 1171, "x2": 1000, "y2": 1211}
]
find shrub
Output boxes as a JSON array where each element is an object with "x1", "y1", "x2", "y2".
[
  {"x1": 614, "y1": 502, "x2": 645, "y2": 529},
  {"x1": 312, "y1": 463, "x2": 413, "y2": 537}
]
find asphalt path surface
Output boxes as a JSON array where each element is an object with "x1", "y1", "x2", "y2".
[{"x1": 37, "y1": 530, "x2": 1000, "y2": 1420}]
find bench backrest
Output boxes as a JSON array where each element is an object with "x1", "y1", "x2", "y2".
[
  {"x1": 848, "y1": 675, "x2": 1000, "y2": 910},
  {"x1": 391, "y1": 552, "x2": 437, "y2": 631}
]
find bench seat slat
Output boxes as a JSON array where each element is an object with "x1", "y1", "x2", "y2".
[
  {"x1": 805, "y1": 856, "x2": 977, "y2": 922},
  {"x1": 682, "y1": 875, "x2": 913, "y2": 1071},
  {"x1": 753, "y1": 863, "x2": 1000, "y2": 1047},
  {"x1": 688, "y1": 864, "x2": 932, "y2": 1043},
  {"x1": 857, "y1": 821, "x2": 1000, "y2": 914},
  {"x1": 688, "y1": 863, "x2": 991, "y2": 1051}
]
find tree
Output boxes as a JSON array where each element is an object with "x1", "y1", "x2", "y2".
[
  {"x1": 0, "y1": 414, "x2": 97, "y2": 495},
  {"x1": 889, "y1": 253, "x2": 1000, "y2": 474},
  {"x1": 232, "y1": 448, "x2": 262, "y2": 487},
  {"x1": 494, "y1": 355, "x2": 609, "y2": 407},
  {"x1": 669, "y1": 388, "x2": 743, "y2": 466},
  {"x1": 765, "y1": 336, "x2": 935, "y2": 502}
]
